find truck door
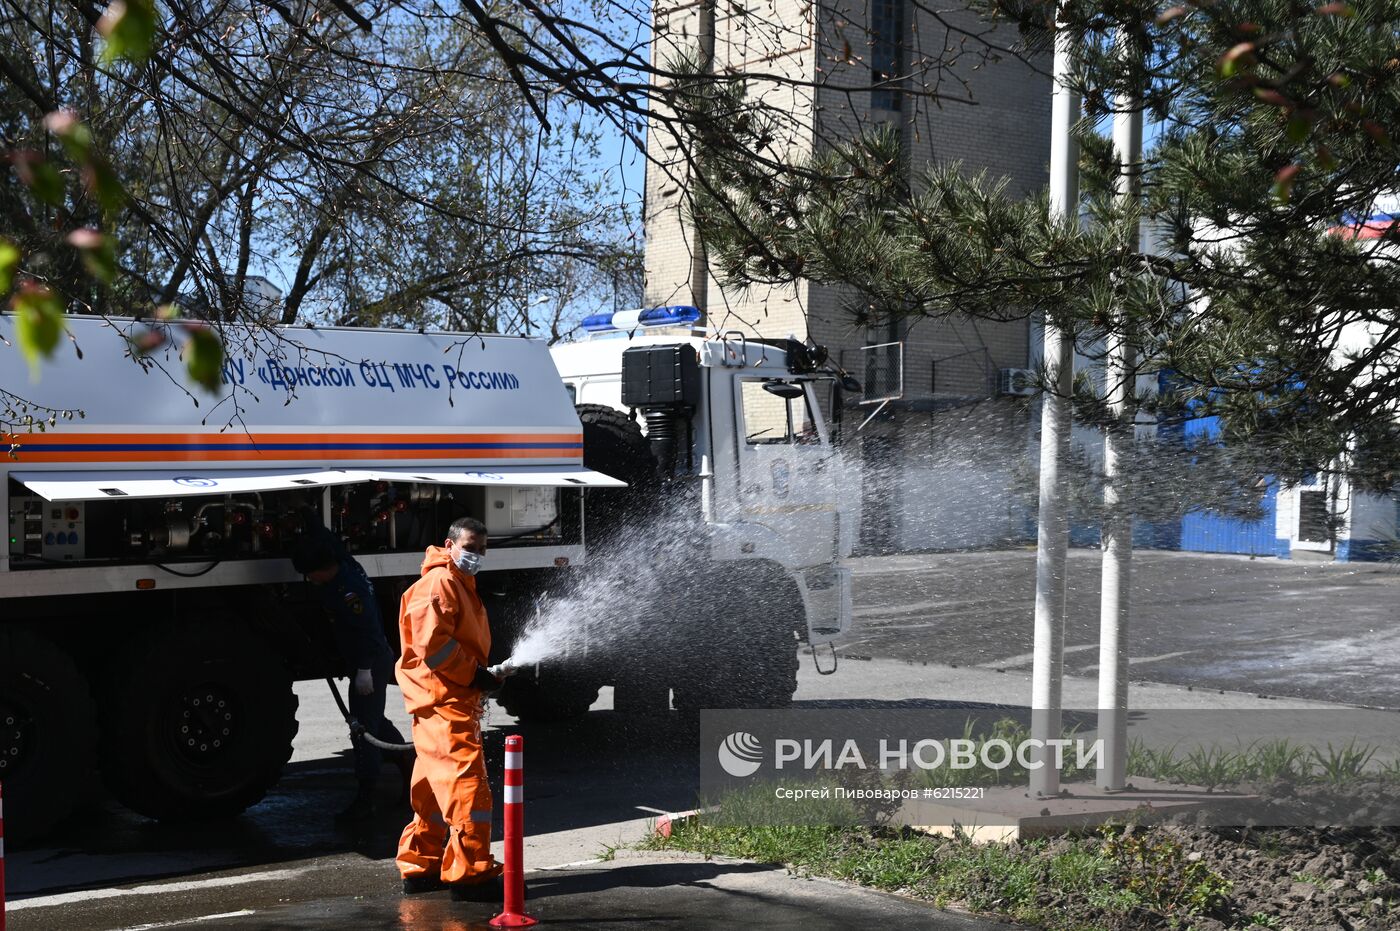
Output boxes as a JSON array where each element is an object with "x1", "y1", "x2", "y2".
[
  {"x1": 732, "y1": 378, "x2": 837, "y2": 566},
  {"x1": 730, "y1": 376, "x2": 852, "y2": 640}
]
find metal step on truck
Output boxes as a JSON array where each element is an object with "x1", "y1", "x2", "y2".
[{"x1": 0, "y1": 310, "x2": 855, "y2": 843}]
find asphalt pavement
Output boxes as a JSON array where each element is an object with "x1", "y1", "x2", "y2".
[
  {"x1": 844, "y1": 548, "x2": 1400, "y2": 708},
  {"x1": 7, "y1": 851, "x2": 1015, "y2": 930}
]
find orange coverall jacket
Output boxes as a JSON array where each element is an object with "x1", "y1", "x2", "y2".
[{"x1": 396, "y1": 545, "x2": 491, "y2": 713}]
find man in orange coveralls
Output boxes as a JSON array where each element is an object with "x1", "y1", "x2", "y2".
[{"x1": 396, "y1": 516, "x2": 506, "y2": 901}]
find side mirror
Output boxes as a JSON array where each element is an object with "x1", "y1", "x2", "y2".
[
  {"x1": 762, "y1": 380, "x2": 806, "y2": 400},
  {"x1": 840, "y1": 375, "x2": 862, "y2": 393}
]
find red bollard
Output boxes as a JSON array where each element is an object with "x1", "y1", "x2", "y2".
[
  {"x1": 1, "y1": 781, "x2": 7, "y2": 931},
  {"x1": 490, "y1": 735, "x2": 536, "y2": 928}
]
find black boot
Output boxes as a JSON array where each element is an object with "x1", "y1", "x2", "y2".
[
  {"x1": 448, "y1": 876, "x2": 504, "y2": 903},
  {"x1": 335, "y1": 779, "x2": 378, "y2": 823},
  {"x1": 402, "y1": 874, "x2": 447, "y2": 895}
]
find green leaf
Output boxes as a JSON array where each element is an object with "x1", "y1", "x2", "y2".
[
  {"x1": 86, "y1": 159, "x2": 128, "y2": 214},
  {"x1": 11, "y1": 283, "x2": 66, "y2": 379},
  {"x1": 1286, "y1": 113, "x2": 1312, "y2": 143},
  {"x1": 0, "y1": 239, "x2": 18, "y2": 294},
  {"x1": 98, "y1": 0, "x2": 157, "y2": 64},
  {"x1": 33, "y1": 160, "x2": 66, "y2": 205},
  {"x1": 1219, "y1": 43, "x2": 1255, "y2": 79},
  {"x1": 67, "y1": 229, "x2": 117, "y2": 284},
  {"x1": 183, "y1": 326, "x2": 225, "y2": 392},
  {"x1": 43, "y1": 111, "x2": 92, "y2": 161},
  {"x1": 16, "y1": 155, "x2": 65, "y2": 207},
  {"x1": 1272, "y1": 163, "x2": 1301, "y2": 203}
]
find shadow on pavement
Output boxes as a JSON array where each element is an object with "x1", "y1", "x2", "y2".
[{"x1": 524, "y1": 861, "x2": 775, "y2": 900}]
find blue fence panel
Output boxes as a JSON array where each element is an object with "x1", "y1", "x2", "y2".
[
  {"x1": 1179, "y1": 488, "x2": 1277, "y2": 555},
  {"x1": 1063, "y1": 378, "x2": 1279, "y2": 555},
  {"x1": 1175, "y1": 414, "x2": 1278, "y2": 555}
]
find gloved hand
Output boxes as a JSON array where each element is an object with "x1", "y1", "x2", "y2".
[
  {"x1": 471, "y1": 666, "x2": 503, "y2": 692},
  {"x1": 354, "y1": 668, "x2": 374, "y2": 696}
]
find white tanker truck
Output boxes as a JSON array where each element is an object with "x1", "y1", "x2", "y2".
[{"x1": 0, "y1": 310, "x2": 855, "y2": 842}]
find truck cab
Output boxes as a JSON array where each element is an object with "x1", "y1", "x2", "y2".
[{"x1": 551, "y1": 307, "x2": 857, "y2": 658}]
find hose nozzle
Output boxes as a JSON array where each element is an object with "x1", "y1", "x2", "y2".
[{"x1": 488, "y1": 658, "x2": 520, "y2": 679}]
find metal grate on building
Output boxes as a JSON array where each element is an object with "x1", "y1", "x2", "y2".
[{"x1": 861, "y1": 341, "x2": 904, "y2": 404}]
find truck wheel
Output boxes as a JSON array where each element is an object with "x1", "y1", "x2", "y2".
[
  {"x1": 0, "y1": 628, "x2": 98, "y2": 844},
  {"x1": 575, "y1": 403, "x2": 658, "y2": 538},
  {"x1": 99, "y1": 621, "x2": 298, "y2": 822},
  {"x1": 672, "y1": 624, "x2": 800, "y2": 713},
  {"x1": 496, "y1": 673, "x2": 599, "y2": 723},
  {"x1": 671, "y1": 570, "x2": 802, "y2": 713}
]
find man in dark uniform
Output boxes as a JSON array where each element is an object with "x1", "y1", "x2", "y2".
[{"x1": 292, "y1": 530, "x2": 410, "y2": 822}]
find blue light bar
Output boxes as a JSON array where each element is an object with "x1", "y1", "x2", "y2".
[
  {"x1": 638, "y1": 305, "x2": 702, "y2": 326},
  {"x1": 581, "y1": 305, "x2": 702, "y2": 333}
]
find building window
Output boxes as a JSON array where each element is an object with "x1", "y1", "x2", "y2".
[
  {"x1": 870, "y1": 0, "x2": 904, "y2": 111},
  {"x1": 1297, "y1": 489, "x2": 1330, "y2": 543}
]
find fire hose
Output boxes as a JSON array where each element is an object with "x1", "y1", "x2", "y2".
[
  {"x1": 324, "y1": 677, "x2": 417, "y2": 753},
  {"x1": 324, "y1": 659, "x2": 520, "y2": 753}
]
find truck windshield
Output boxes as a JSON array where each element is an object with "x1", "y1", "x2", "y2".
[{"x1": 740, "y1": 380, "x2": 821, "y2": 445}]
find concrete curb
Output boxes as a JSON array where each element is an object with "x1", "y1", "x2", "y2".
[{"x1": 653, "y1": 806, "x2": 719, "y2": 838}]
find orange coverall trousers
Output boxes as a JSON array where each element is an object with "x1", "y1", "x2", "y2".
[{"x1": 395, "y1": 697, "x2": 500, "y2": 885}]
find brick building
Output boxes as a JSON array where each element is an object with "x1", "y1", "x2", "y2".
[{"x1": 643, "y1": 0, "x2": 1051, "y2": 551}]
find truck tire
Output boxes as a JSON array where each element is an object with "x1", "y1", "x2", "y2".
[
  {"x1": 99, "y1": 621, "x2": 298, "y2": 822},
  {"x1": 0, "y1": 627, "x2": 98, "y2": 844},
  {"x1": 575, "y1": 403, "x2": 658, "y2": 538},
  {"x1": 496, "y1": 672, "x2": 600, "y2": 723},
  {"x1": 671, "y1": 568, "x2": 802, "y2": 713},
  {"x1": 672, "y1": 623, "x2": 800, "y2": 713}
]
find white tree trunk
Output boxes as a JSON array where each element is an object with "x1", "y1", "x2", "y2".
[
  {"x1": 1097, "y1": 36, "x2": 1144, "y2": 792},
  {"x1": 1029, "y1": 15, "x2": 1080, "y2": 800}
]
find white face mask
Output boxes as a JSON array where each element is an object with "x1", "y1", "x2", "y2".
[{"x1": 453, "y1": 547, "x2": 482, "y2": 576}]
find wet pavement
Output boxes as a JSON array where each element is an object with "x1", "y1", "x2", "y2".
[
  {"x1": 6, "y1": 687, "x2": 703, "y2": 903},
  {"x1": 845, "y1": 549, "x2": 1400, "y2": 708},
  {"x1": 7, "y1": 850, "x2": 1013, "y2": 930}
]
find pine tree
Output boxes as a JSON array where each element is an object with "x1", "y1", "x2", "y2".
[{"x1": 687, "y1": 0, "x2": 1400, "y2": 496}]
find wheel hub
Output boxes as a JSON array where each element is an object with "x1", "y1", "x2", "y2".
[
  {"x1": 172, "y1": 684, "x2": 238, "y2": 763},
  {"x1": 0, "y1": 698, "x2": 29, "y2": 777}
]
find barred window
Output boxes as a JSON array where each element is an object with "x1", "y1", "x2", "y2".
[{"x1": 871, "y1": 0, "x2": 904, "y2": 111}]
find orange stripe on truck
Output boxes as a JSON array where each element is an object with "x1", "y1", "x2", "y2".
[{"x1": 3, "y1": 432, "x2": 584, "y2": 463}]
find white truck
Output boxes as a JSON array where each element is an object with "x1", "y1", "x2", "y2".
[{"x1": 0, "y1": 310, "x2": 854, "y2": 842}]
